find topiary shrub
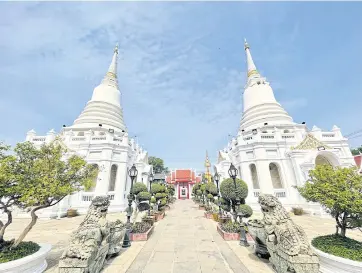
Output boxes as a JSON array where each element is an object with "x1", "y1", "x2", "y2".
[
  {"x1": 205, "y1": 182, "x2": 218, "y2": 196},
  {"x1": 0, "y1": 241, "x2": 40, "y2": 263},
  {"x1": 236, "y1": 204, "x2": 253, "y2": 218},
  {"x1": 132, "y1": 182, "x2": 148, "y2": 195},
  {"x1": 312, "y1": 234, "x2": 362, "y2": 262},
  {"x1": 150, "y1": 196, "x2": 156, "y2": 204},
  {"x1": 220, "y1": 221, "x2": 240, "y2": 233},
  {"x1": 137, "y1": 202, "x2": 150, "y2": 212},
  {"x1": 137, "y1": 191, "x2": 151, "y2": 201},
  {"x1": 196, "y1": 189, "x2": 202, "y2": 196},
  {"x1": 292, "y1": 207, "x2": 304, "y2": 216},
  {"x1": 219, "y1": 197, "x2": 231, "y2": 212},
  {"x1": 155, "y1": 193, "x2": 164, "y2": 200},
  {"x1": 220, "y1": 178, "x2": 248, "y2": 202},
  {"x1": 151, "y1": 183, "x2": 166, "y2": 195},
  {"x1": 131, "y1": 222, "x2": 152, "y2": 234}
]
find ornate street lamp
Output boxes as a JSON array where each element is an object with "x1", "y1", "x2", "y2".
[
  {"x1": 122, "y1": 164, "x2": 138, "y2": 248},
  {"x1": 213, "y1": 170, "x2": 222, "y2": 216},
  {"x1": 148, "y1": 172, "x2": 154, "y2": 216},
  {"x1": 228, "y1": 163, "x2": 240, "y2": 206},
  {"x1": 228, "y1": 163, "x2": 249, "y2": 247}
]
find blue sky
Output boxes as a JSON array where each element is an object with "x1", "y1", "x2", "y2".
[{"x1": 1, "y1": 2, "x2": 362, "y2": 170}]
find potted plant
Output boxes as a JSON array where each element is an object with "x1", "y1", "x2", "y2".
[
  {"x1": 151, "y1": 183, "x2": 167, "y2": 220},
  {"x1": 292, "y1": 207, "x2": 303, "y2": 216},
  {"x1": 297, "y1": 165, "x2": 362, "y2": 273},
  {"x1": 217, "y1": 221, "x2": 241, "y2": 240},
  {"x1": 130, "y1": 222, "x2": 154, "y2": 241},
  {"x1": 0, "y1": 141, "x2": 97, "y2": 273},
  {"x1": 66, "y1": 208, "x2": 78, "y2": 217}
]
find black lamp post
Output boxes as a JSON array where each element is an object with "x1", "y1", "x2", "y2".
[
  {"x1": 122, "y1": 164, "x2": 138, "y2": 248},
  {"x1": 148, "y1": 172, "x2": 154, "y2": 216},
  {"x1": 201, "y1": 173, "x2": 207, "y2": 205},
  {"x1": 213, "y1": 171, "x2": 222, "y2": 216},
  {"x1": 228, "y1": 163, "x2": 249, "y2": 247}
]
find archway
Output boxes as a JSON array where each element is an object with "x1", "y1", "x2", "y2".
[
  {"x1": 315, "y1": 155, "x2": 332, "y2": 166},
  {"x1": 250, "y1": 164, "x2": 260, "y2": 189},
  {"x1": 269, "y1": 163, "x2": 283, "y2": 189},
  {"x1": 87, "y1": 164, "x2": 99, "y2": 192},
  {"x1": 108, "y1": 164, "x2": 117, "y2": 191}
]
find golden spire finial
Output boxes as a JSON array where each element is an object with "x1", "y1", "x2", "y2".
[{"x1": 114, "y1": 43, "x2": 119, "y2": 54}]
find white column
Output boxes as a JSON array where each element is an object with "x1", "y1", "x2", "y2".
[
  {"x1": 255, "y1": 160, "x2": 274, "y2": 194},
  {"x1": 114, "y1": 163, "x2": 127, "y2": 204},
  {"x1": 95, "y1": 161, "x2": 111, "y2": 195}
]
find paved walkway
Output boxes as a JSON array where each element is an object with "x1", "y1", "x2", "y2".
[{"x1": 125, "y1": 200, "x2": 249, "y2": 273}]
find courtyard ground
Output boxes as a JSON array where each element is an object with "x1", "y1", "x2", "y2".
[{"x1": 2, "y1": 200, "x2": 361, "y2": 273}]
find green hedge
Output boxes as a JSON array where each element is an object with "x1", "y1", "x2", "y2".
[
  {"x1": 220, "y1": 221, "x2": 240, "y2": 233},
  {"x1": 236, "y1": 204, "x2": 253, "y2": 218},
  {"x1": 0, "y1": 241, "x2": 40, "y2": 263},
  {"x1": 137, "y1": 191, "x2": 151, "y2": 201},
  {"x1": 205, "y1": 182, "x2": 218, "y2": 196},
  {"x1": 132, "y1": 182, "x2": 148, "y2": 195},
  {"x1": 151, "y1": 183, "x2": 166, "y2": 194},
  {"x1": 312, "y1": 234, "x2": 362, "y2": 262},
  {"x1": 220, "y1": 178, "x2": 248, "y2": 202}
]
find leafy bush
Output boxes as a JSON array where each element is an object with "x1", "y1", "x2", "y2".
[
  {"x1": 297, "y1": 165, "x2": 362, "y2": 237},
  {"x1": 137, "y1": 191, "x2": 151, "y2": 201},
  {"x1": 150, "y1": 196, "x2": 156, "y2": 204},
  {"x1": 196, "y1": 189, "x2": 202, "y2": 196},
  {"x1": 151, "y1": 183, "x2": 166, "y2": 194},
  {"x1": 167, "y1": 184, "x2": 175, "y2": 196},
  {"x1": 220, "y1": 178, "x2": 248, "y2": 202},
  {"x1": 158, "y1": 198, "x2": 167, "y2": 208},
  {"x1": 219, "y1": 197, "x2": 231, "y2": 212},
  {"x1": 207, "y1": 193, "x2": 214, "y2": 201},
  {"x1": 205, "y1": 205, "x2": 213, "y2": 212},
  {"x1": 132, "y1": 182, "x2": 148, "y2": 195},
  {"x1": 205, "y1": 182, "x2": 218, "y2": 196},
  {"x1": 0, "y1": 241, "x2": 40, "y2": 263},
  {"x1": 131, "y1": 222, "x2": 152, "y2": 234},
  {"x1": 312, "y1": 234, "x2": 362, "y2": 262},
  {"x1": 236, "y1": 204, "x2": 253, "y2": 218},
  {"x1": 220, "y1": 221, "x2": 240, "y2": 233},
  {"x1": 292, "y1": 207, "x2": 304, "y2": 215},
  {"x1": 155, "y1": 193, "x2": 164, "y2": 200}
]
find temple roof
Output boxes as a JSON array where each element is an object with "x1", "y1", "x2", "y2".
[{"x1": 292, "y1": 133, "x2": 331, "y2": 150}]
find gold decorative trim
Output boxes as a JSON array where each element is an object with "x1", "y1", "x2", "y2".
[
  {"x1": 247, "y1": 70, "x2": 259, "y2": 77},
  {"x1": 292, "y1": 133, "x2": 332, "y2": 150}
]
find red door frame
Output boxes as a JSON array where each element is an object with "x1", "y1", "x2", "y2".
[{"x1": 178, "y1": 182, "x2": 190, "y2": 199}]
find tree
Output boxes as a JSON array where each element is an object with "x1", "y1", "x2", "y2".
[
  {"x1": 297, "y1": 165, "x2": 362, "y2": 237},
  {"x1": 0, "y1": 141, "x2": 97, "y2": 248},
  {"x1": 351, "y1": 146, "x2": 362, "y2": 156},
  {"x1": 148, "y1": 156, "x2": 168, "y2": 174}
]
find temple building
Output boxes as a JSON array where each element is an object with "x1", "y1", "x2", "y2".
[
  {"x1": 23, "y1": 45, "x2": 152, "y2": 218},
  {"x1": 166, "y1": 170, "x2": 201, "y2": 199},
  {"x1": 215, "y1": 40, "x2": 355, "y2": 216}
]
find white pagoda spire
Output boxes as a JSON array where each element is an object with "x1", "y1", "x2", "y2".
[
  {"x1": 101, "y1": 44, "x2": 119, "y2": 89},
  {"x1": 71, "y1": 44, "x2": 127, "y2": 132},
  {"x1": 239, "y1": 39, "x2": 293, "y2": 132},
  {"x1": 244, "y1": 39, "x2": 261, "y2": 80}
]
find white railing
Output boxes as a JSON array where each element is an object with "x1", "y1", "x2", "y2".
[
  {"x1": 322, "y1": 133, "x2": 335, "y2": 138},
  {"x1": 274, "y1": 189, "x2": 286, "y2": 198},
  {"x1": 107, "y1": 192, "x2": 115, "y2": 201},
  {"x1": 33, "y1": 137, "x2": 46, "y2": 142},
  {"x1": 244, "y1": 136, "x2": 252, "y2": 141},
  {"x1": 113, "y1": 138, "x2": 122, "y2": 142},
  {"x1": 72, "y1": 137, "x2": 86, "y2": 141},
  {"x1": 91, "y1": 137, "x2": 106, "y2": 141},
  {"x1": 253, "y1": 190, "x2": 261, "y2": 198},
  {"x1": 82, "y1": 192, "x2": 94, "y2": 202},
  {"x1": 261, "y1": 135, "x2": 274, "y2": 139},
  {"x1": 282, "y1": 134, "x2": 295, "y2": 139}
]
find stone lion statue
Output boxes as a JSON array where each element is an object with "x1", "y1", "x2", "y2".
[
  {"x1": 59, "y1": 196, "x2": 126, "y2": 273},
  {"x1": 248, "y1": 194, "x2": 319, "y2": 273}
]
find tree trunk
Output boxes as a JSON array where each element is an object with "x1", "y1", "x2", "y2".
[
  {"x1": 11, "y1": 205, "x2": 48, "y2": 248},
  {"x1": 0, "y1": 209, "x2": 12, "y2": 243},
  {"x1": 340, "y1": 212, "x2": 347, "y2": 237}
]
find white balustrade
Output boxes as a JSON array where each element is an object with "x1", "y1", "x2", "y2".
[
  {"x1": 274, "y1": 189, "x2": 286, "y2": 198},
  {"x1": 81, "y1": 192, "x2": 94, "y2": 202},
  {"x1": 107, "y1": 192, "x2": 115, "y2": 201},
  {"x1": 253, "y1": 190, "x2": 261, "y2": 198}
]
